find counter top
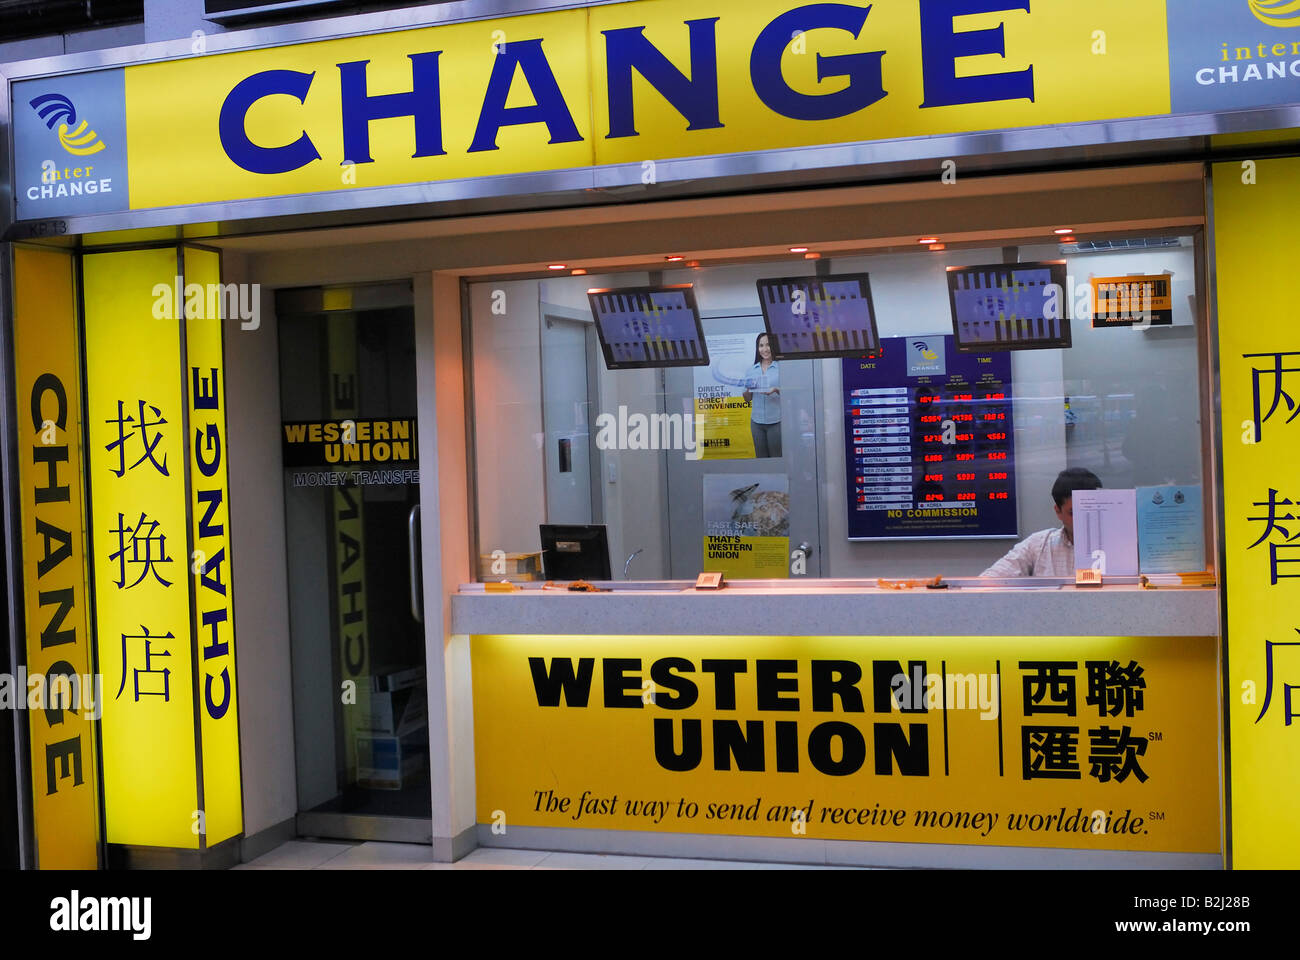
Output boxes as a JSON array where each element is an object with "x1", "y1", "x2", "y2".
[{"x1": 450, "y1": 583, "x2": 1220, "y2": 637}]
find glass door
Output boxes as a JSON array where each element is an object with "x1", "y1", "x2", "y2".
[{"x1": 276, "y1": 283, "x2": 431, "y2": 841}]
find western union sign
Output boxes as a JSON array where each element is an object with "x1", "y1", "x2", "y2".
[
  {"x1": 13, "y1": 0, "x2": 1175, "y2": 220},
  {"x1": 281, "y1": 418, "x2": 417, "y2": 467},
  {"x1": 472, "y1": 634, "x2": 1220, "y2": 852}
]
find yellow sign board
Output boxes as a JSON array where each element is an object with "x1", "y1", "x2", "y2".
[
  {"x1": 85, "y1": 247, "x2": 199, "y2": 848},
  {"x1": 472, "y1": 634, "x2": 1219, "y2": 852},
  {"x1": 11, "y1": 245, "x2": 101, "y2": 869},
  {"x1": 183, "y1": 247, "x2": 243, "y2": 845},
  {"x1": 1213, "y1": 157, "x2": 1300, "y2": 869},
  {"x1": 83, "y1": 246, "x2": 243, "y2": 850},
  {"x1": 122, "y1": 0, "x2": 1170, "y2": 211}
]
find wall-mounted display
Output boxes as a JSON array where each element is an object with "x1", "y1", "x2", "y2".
[
  {"x1": 756, "y1": 274, "x2": 881, "y2": 359},
  {"x1": 947, "y1": 262, "x2": 1071, "y2": 352},
  {"x1": 588, "y1": 285, "x2": 708, "y2": 369},
  {"x1": 844, "y1": 335, "x2": 1017, "y2": 541}
]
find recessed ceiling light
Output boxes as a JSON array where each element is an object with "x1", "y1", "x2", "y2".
[
  {"x1": 665, "y1": 255, "x2": 684, "y2": 262},
  {"x1": 1054, "y1": 228, "x2": 1075, "y2": 235},
  {"x1": 918, "y1": 237, "x2": 940, "y2": 245},
  {"x1": 547, "y1": 264, "x2": 566, "y2": 270},
  {"x1": 789, "y1": 246, "x2": 809, "y2": 254}
]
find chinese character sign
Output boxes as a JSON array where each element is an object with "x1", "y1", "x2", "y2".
[
  {"x1": 1214, "y1": 158, "x2": 1300, "y2": 869},
  {"x1": 82, "y1": 246, "x2": 242, "y2": 850}
]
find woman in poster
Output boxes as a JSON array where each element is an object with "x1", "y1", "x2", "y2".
[{"x1": 743, "y1": 333, "x2": 782, "y2": 458}]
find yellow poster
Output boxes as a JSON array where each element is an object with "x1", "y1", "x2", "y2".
[
  {"x1": 11, "y1": 245, "x2": 101, "y2": 869},
  {"x1": 84, "y1": 248, "x2": 200, "y2": 848},
  {"x1": 1213, "y1": 157, "x2": 1300, "y2": 869},
  {"x1": 472, "y1": 635, "x2": 1219, "y2": 852},
  {"x1": 702, "y1": 473, "x2": 789, "y2": 579},
  {"x1": 693, "y1": 332, "x2": 766, "y2": 460}
]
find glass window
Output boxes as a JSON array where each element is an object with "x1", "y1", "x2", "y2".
[{"x1": 468, "y1": 233, "x2": 1208, "y2": 583}]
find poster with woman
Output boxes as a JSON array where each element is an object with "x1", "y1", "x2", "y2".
[{"x1": 692, "y1": 331, "x2": 784, "y2": 460}]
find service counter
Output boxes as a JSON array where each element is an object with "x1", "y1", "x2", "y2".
[
  {"x1": 452, "y1": 580, "x2": 1220, "y2": 638},
  {"x1": 453, "y1": 582, "x2": 1224, "y2": 869}
]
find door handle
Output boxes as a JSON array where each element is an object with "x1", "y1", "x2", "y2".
[{"x1": 408, "y1": 503, "x2": 423, "y2": 623}]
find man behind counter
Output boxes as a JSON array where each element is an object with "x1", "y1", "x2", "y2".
[{"x1": 980, "y1": 468, "x2": 1103, "y2": 578}]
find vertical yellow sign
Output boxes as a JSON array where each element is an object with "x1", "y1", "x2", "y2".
[
  {"x1": 1213, "y1": 158, "x2": 1300, "y2": 868},
  {"x1": 85, "y1": 247, "x2": 198, "y2": 848},
  {"x1": 11, "y1": 245, "x2": 101, "y2": 868},
  {"x1": 183, "y1": 247, "x2": 243, "y2": 845},
  {"x1": 327, "y1": 312, "x2": 371, "y2": 784}
]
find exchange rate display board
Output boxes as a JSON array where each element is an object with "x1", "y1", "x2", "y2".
[{"x1": 844, "y1": 335, "x2": 1017, "y2": 541}]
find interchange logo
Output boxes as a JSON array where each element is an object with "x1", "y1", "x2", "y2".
[
  {"x1": 1249, "y1": 0, "x2": 1300, "y2": 27},
  {"x1": 29, "y1": 92, "x2": 106, "y2": 155}
]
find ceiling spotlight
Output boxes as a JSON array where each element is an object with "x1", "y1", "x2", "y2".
[
  {"x1": 665, "y1": 255, "x2": 684, "y2": 262},
  {"x1": 1054, "y1": 228, "x2": 1075, "y2": 235},
  {"x1": 547, "y1": 264, "x2": 566, "y2": 270},
  {"x1": 918, "y1": 237, "x2": 940, "y2": 245},
  {"x1": 789, "y1": 246, "x2": 809, "y2": 254}
]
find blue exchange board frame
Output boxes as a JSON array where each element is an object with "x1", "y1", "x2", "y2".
[{"x1": 844, "y1": 335, "x2": 1018, "y2": 541}]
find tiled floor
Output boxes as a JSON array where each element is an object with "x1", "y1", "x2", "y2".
[{"x1": 233, "y1": 840, "x2": 867, "y2": 870}]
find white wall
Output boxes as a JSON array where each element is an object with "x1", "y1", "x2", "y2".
[{"x1": 223, "y1": 260, "x2": 297, "y2": 837}]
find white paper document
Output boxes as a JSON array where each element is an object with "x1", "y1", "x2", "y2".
[{"x1": 1073, "y1": 489, "x2": 1139, "y2": 576}]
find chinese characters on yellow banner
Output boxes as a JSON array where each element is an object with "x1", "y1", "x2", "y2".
[{"x1": 1214, "y1": 157, "x2": 1300, "y2": 868}]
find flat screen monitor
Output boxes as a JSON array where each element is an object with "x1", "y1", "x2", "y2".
[
  {"x1": 540, "y1": 524, "x2": 612, "y2": 581},
  {"x1": 756, "y1": 274, "x2": 881, "y2": 359},
  {"x1": 947, "y1": 261, "x2": 1071, "y2": 352},
  {"x1": 587, "y1": 285, "x2": 709, "y2": 370}
]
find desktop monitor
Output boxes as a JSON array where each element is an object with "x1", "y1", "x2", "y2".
[{"x1": 540, "y1": 524, "x2": 612, "y2": 581}]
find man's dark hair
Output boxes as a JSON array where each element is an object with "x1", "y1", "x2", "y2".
[{"x1": 1052, "y1": 468, "x2": 1102, "y2": 508}]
